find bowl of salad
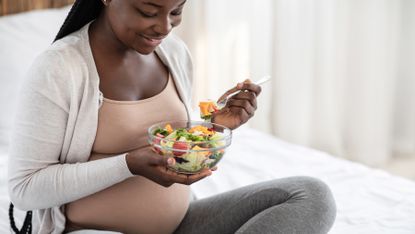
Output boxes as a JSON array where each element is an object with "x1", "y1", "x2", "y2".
[{"x1": 148, "y1": 121, "x2": 232, "y2": 174}]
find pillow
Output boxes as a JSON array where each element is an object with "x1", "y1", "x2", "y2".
[{"x1": 0, "y1": 6, "x2": 71, "y2": 152}]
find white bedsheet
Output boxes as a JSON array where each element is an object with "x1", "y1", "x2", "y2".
[{"x1": 1, "y1": 127, "x2": 415, "y2": 234}]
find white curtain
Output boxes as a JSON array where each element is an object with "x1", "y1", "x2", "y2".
[{"x1": 175, "y1": 0, "x2": 415, "y2": 166}]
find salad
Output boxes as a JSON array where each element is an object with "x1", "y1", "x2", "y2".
[
  {"x1": 198, "y1": 100, "x2": 220, "y2": 120},
  {"x1": 150, "y1": 123, "x2": 228, "y2": 173}
]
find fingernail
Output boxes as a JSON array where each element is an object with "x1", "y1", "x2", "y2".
[{"x1": 167, "y1": 158, "x2": 175, "y2": 165}]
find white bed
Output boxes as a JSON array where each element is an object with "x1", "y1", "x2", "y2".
[{"x1": 1, "y1": 6, "x2": 415, "y2": 234}]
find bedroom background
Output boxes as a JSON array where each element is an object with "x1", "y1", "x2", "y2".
[
  {"x1": 1, "y1": 1, "x2": 415, "y2": 233},
  {"x1": 0, "y1": 0, "x2": 414, "y2": 180},
  {"x1": 176, "y1": 0, "x2": 415, "y2": 179}
]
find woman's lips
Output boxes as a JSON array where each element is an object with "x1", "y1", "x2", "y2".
[{"x1": 141, "y1": 35, "x2": 164, "y2": 47}]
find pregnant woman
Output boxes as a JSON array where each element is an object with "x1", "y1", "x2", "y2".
[{"x1": 8, "y1": 0, "x2": 336, "y2": 233}]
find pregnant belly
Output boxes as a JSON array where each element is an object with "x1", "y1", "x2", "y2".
[{"x1": 65, "y1": 174, "x2": 190, "y2": 234}]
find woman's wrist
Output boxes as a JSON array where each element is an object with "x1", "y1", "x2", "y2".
[{"x1": 125, "y1": 152, "x2": 139, "y2": 175}]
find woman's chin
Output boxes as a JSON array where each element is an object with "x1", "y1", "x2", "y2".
[{"x1": 134, "y1": 46, "x2": 157, "y2": 55}]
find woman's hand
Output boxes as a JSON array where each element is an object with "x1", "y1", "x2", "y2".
[
  {"x1": 212, "y1": 79, "x2": 262, "y2": 130},
  {"x1": 125, "y1": 146, "x2": 215, "y2": 187}
]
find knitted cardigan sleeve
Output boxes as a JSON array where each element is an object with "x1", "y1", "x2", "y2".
[{"x1": 7, "y1": 49, "x2": 133, "y2": 211}]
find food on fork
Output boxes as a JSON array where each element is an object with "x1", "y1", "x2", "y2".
[{"x1": 198, "y1": 100, "x2": 220, "y2": 121}]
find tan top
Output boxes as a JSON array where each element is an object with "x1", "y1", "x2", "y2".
[
  {"x1": 93, "y1": 74, "x2": 188, "y2": 154},
  {"x1": 64, "y1": 75, "x2": 191, "y2": 234}
]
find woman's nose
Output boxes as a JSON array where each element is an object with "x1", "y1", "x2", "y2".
[{"x1": 154, "y1": 17, "x2": 173, "y2": 35}]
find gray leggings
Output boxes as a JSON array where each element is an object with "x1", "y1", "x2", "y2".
[{"x1": 174, "y1": 176, "x2": 336, "y2": 234}]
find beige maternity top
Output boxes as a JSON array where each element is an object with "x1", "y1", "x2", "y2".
[{"x1": 65, "y1": 75, "x2": 190, "y2": 234}]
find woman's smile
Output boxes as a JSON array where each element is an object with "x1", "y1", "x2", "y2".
[{"x1": 140, "y1": 34, "x2": 165, "y2": 47}]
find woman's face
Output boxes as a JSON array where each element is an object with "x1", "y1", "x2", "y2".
[{"x1": 105, "y1": 0, "x2": 186, "y2": 54}]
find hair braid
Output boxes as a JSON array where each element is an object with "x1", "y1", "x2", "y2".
[
  {"x1": 9, "y1": 203, "x2": 32, "y2": 234},
  {"x1": 8, "y1": 203, "x2": 19, "y2": 233},
  {"x1": 54, "y1": 0, "x2": 104, "y2": 42}
]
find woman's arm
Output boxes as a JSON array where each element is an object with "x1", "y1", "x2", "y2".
[{"x1": 7, "y1": 51, "x2": 133, "y2": 211}]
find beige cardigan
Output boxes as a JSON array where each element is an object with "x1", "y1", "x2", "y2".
[{"x1": 7, "y1": 22, "x2": 193, "y2": 234}]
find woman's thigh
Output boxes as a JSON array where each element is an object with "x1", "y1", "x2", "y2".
[{"x1": 174, "y1": 176, "x2": 336, "y2": 234}]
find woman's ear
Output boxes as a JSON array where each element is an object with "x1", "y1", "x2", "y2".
[{"x1": 102, "y1": 0, "x2": 111, "y2": 6}]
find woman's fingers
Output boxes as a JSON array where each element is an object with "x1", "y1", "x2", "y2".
[
  {"x1": 217, "y1": 83, "x2": 244, "y2": 103},
  {"x1": 139, "y1": 146, "x2": 215, "y2": 186},
  {"x1": 149, "y1": 153, "x2": 176, "y2": 167},
  {"x1": 217, "y1": 80, "x2": 262, "y2": 104},
  {"x1": 229, "y1": 91, "x2": 257, "y2": 110},
  {"x1": 128, "y1": 147, "x2": 215, "y2": 187},
  {"x1": 239, "y1": 82, "x2": 262, "y2": 96},
  {"x1": 184, "y1": 169, "x2": 213, "y2": 184},
  {"x1": 226, "y1": 99, "x2": 256, "y2": 117},
  {"x1": 162, "y1": 169, "x2": 212, "y2": 185},
  {"x1": 164, "y1": 167, "x2": 189, "y2": 180}
]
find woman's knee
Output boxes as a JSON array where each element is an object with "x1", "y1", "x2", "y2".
[
  {"x1": 241, "y1": 177, "x2": 337, "y2": 233},
  {"x1": 294, "y1": 176, "x2": 337, "y2": 230},
  {"x1": 263, "y1": 176, "x2": 337, "y2": 220}
]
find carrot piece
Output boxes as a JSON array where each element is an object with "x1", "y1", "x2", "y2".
[{"x1": 165, "y1": 124, "x2": 173, "y2": 134}]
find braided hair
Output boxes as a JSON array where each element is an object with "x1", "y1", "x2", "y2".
[
  {"x1": 54, "y1": 0, "x2": 104, "y2": 42},
  {"x1": 9, "y1": 203, "x2": 32, "y2": 234}
]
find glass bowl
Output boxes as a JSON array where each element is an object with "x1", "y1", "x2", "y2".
[{"x1": 148, "y1": 120, "x2": 232, "y2": 174}]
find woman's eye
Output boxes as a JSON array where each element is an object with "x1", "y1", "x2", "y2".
[
  {"x1": 171, "y1": 10, "x2": 182, "y2": 16},
  {"x1": 138, "y1": 10, "x2": 157, "y2": 18}
]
